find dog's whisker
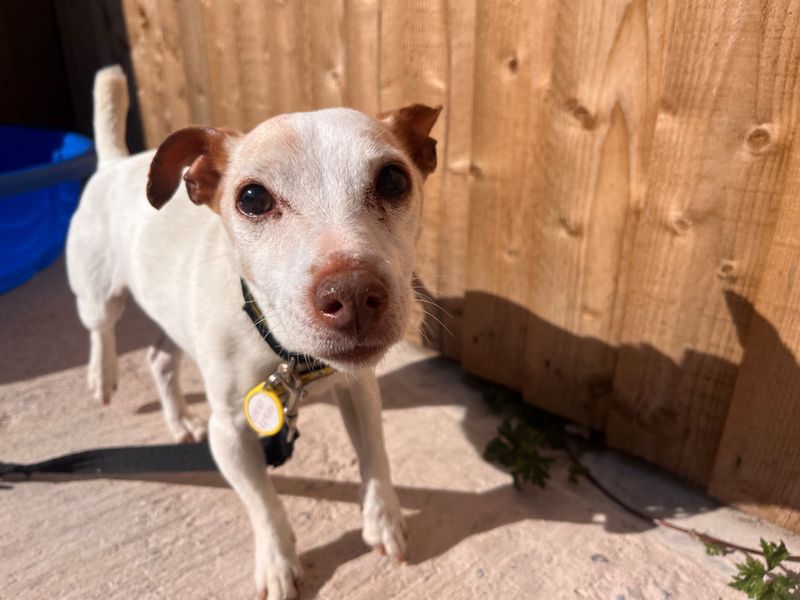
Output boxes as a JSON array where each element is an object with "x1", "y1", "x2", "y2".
[
  {"x1": 414, "y1": 295, "x2": 456, "y2": 321},
  {"x1": 418, "y1": 307, "x2": 455, "y2": 339}
]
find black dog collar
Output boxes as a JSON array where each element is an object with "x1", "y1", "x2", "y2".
[{"x1": 240, "y1": 279, "x2": 330, "y2": 375}]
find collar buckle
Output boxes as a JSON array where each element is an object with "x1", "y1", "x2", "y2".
[{"x1": 267, "y1": 359, "x2": 304, "y2": 441}]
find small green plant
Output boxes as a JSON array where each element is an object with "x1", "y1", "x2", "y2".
[
  {"x1": 728, "y1": 540, "x2": 798, "y2": 599},
  {"x1": 480, "y1": 384, "x2": 569, "y2": 489},
  {"x1": 484, "y1": 416, "x2": 553, "y2": 489}
]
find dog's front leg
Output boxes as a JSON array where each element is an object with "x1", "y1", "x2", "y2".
[
  {"x1": 208, "y1": 408, "x2": 302, "y2": 599},
  {"x1": 335, "y1": 371, "x2": 407, "y2": 560}
]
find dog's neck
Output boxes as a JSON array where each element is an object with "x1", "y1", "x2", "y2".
[{"x1": 239, "y1": 277, "x2": 293, "y2": 352}]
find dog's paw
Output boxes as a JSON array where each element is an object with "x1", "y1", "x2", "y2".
[
  {"x1": 362, "y1": 480, "x2": 407, "y2": 561},
  {"x1": 168, "y1": 413, "x2": 207, "y2": 443},
  {"x1": 254, "y1": 533, "x2": 303, "y2": 600},
  {"x1": 87, "y1": 356, "x2": 117, "y2": 405}
]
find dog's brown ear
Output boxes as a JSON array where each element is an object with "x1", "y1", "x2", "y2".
[
  {"x1": 147, "y1": 127, "x2": 238, "y2": 211},
  {"x1": 382, "y1": 104, "x2": 442, "y2": 176}
]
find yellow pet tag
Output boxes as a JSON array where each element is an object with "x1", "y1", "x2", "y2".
[{"x1": 243, "y1": 382, "x2": 285, "y2": 437}]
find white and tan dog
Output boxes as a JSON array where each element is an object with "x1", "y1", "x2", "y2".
[{"x1": 66, "y1": 66, "x2": 440, "y2": 599}]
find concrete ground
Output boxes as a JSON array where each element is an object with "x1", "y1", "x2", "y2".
[{"x1": 2, "y1": 259, "x2": 798, "y2": 599}]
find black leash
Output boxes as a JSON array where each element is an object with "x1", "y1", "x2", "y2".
[
  {"x1": 1, "y1": 281, "x2": 327, "y2": 480},
  {"x1": 0, "y1": 429, "x2": 296, "y2": 480}
]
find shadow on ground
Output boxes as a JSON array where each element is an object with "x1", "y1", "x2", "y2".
[{"x1": 0, "y1": 256, "x2": 158, "y2": 385}]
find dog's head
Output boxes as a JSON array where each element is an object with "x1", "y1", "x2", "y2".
[{"x1": 146, "y1": 105, "x2": 441, "y2": 370}]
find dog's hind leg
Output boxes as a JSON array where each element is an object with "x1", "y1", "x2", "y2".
[
  {"x1": 147, "y1": 332, "x2": 207, "y2": 442},
  {"x1": 75, "y1": 291, "x2": 125, "y2": 405},
  {"x1": 67, "y1": 203, "x2": 127, "y2": 406}
]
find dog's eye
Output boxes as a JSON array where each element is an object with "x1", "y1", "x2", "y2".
[
  {"x1": 374, "y1": 165, "x2": 409, "y2": 199},
  {"x1": 237, "y1": 183, "x2": 275, "y2": 216}
]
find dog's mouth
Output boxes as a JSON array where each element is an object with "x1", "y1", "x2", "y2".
[
  {"x1": 317, "y1": 340, "x2": 389, "y2": 366},
  {"x1": 302, "y1": 303, "x2": 405, "y2": 368},
  {"x1": 277, "y1": 287, "x2": 408, "y2": 369}
]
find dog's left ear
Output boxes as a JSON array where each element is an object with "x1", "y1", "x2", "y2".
[
  {"x1": 147, "y1": 127, "x2": 239, "y2": 212},
  {"x1": 382, "y1": 104, "x2": 442, "y2": 176}
]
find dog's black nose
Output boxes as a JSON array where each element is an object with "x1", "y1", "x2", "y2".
[{"x1": 312, "y1": 268, "x2": 388, "y2": 334}]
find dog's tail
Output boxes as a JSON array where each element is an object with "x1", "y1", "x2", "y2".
[{"x1": 93, "y1": 65, "x2": 129, "y2": 169}]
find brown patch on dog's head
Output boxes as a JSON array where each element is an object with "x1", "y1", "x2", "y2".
[
  {"x1": 381, "y1": 104, "x2": 442, "y2": 176},
  {"x1": 147, "y1": 127, "x2": 240, "y2": 212}
]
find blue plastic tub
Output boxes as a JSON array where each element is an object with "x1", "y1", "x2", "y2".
[{"x1": 0, "y1": 126, "x2": 96, "y2": 293}]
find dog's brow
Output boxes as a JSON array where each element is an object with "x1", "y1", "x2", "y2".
[
  {"x1": 268, "y1": 117, "x2": 299, "y2": 149},
  {"x1": 242, "y1": 117, "x2": 300, "y2": 157}
]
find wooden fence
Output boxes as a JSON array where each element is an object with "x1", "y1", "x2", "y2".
[{"x1": 121, "y1": 0, "x2": 800, "y2": 532}]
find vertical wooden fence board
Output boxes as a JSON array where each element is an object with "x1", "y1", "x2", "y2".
[
  {"x1": 521, "y1": 0, "x2": 663, "y2": 429},
  {"x1": 305, "y1": 0, "x2": 347, "y2": 109},
  {"x1": 341, "y1": 0, "x2": 380, "y2": 115},
  {"x1": 122, "y1": 0, "x2": 191, "y2": 146},
  {"x1": 607, "y1": 0, "x2": 799, "y2": 485},
  {"x1": 708, "y1": 1, "x2": 800, "y2": 532},
  {"x1": 196, "y1": 1, "x2": 238, "y2": 129},
  {"x1": 378, "y1": 0, "x2": 448, "y2": 110},
  {"x1": 708, "y1": 209, "x2": 800, "y2": 531},
  {"x1": 604, "y1": 0, "x2": 671, "y2": 365},
  {"x1": 269, "y1": 0, "x2": 314, "y2": 115},
  {"x1": 431, "y1": 0, "x2": 478, "y2": 360},
  {"x1": 461, "y1": 0, "x2": 550, "y2": 389},
  {"x1": 174, "y1": 0, "x2": 212, "y2": 126},
  {"x1": 201, "y1": 1, "x2": 272, "y2": 131}
]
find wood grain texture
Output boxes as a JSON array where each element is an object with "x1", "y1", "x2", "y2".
[
  {"x1": 202, "y1": 0, "x2": 248, "y2": 128},
  {"x1": 304, "y1": 0, "x2": 347, "y2": 109},
  {"x1": 460, "y1": 0, "x2": 546, "y2": 388},
  {"x1": 708, "y1": 0, "x2": 800, "y2": 531},
  {"x1": 174, "y1": 0, "x2": 212, "y2": 125},
  {"x1": 341, "y1": 0, "x2": 380, "y2": 114},
  {"x1": 607, "y1": 0, "x2": 800, "y2": 485},
  {"x1": 521, "y1": 0, "x2": 664, "y2": 429},
  {"x1": 122, "y1": 0, "x2": 191, "y2": 146},
  {"x1": 430, "y1": 0, "x2": 478, "y2": 359}
]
